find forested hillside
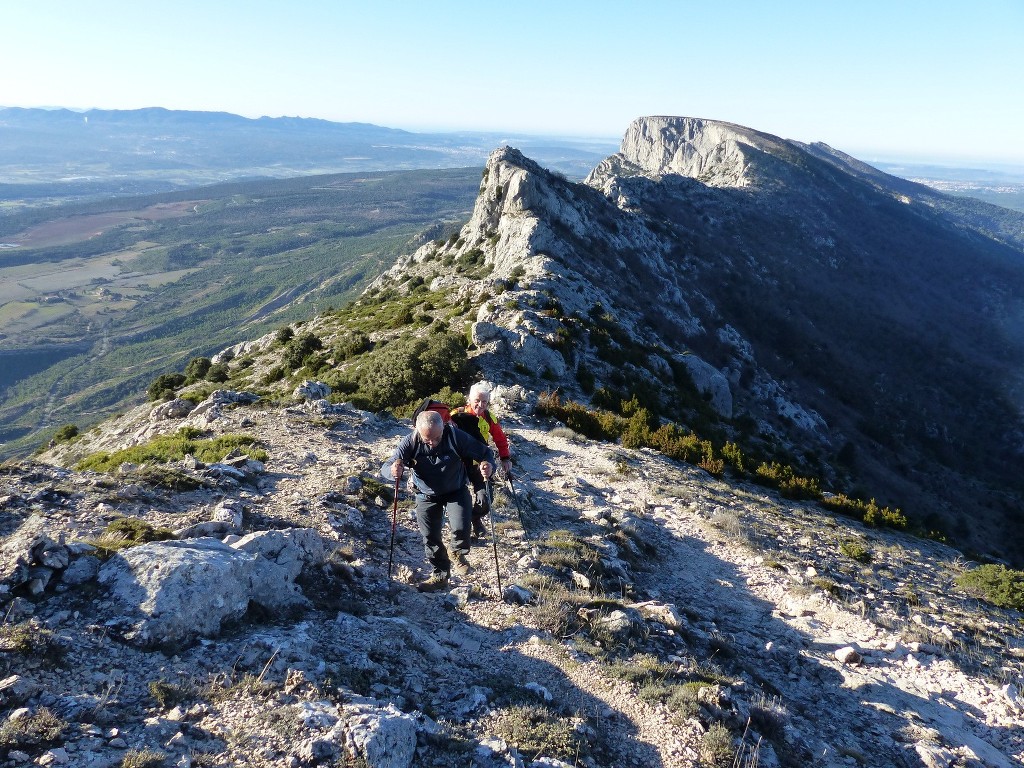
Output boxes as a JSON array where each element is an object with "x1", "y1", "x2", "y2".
[{"x1": 0, "y1": 168, "x2": 481, "y2": 457}]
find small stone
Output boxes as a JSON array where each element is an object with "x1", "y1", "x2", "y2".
[{"x1": 835, "y1": 646, "x2": 862, "y2": 665}]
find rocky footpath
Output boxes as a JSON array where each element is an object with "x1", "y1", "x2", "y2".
[{"x1": 1, "y1": 384, "x2": 1021, "y2": 767}]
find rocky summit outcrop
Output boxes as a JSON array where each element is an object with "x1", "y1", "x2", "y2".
[{"x1": 588, "y1": 116, "x2": 770, "y2": 188}]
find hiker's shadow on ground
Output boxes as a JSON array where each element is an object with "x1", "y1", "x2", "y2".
[
  {"x1": 333, "y1": 588, "x2": 670, "y2": 768},
  {"x1": 644, "y1": 511, "x2": 1022, "y2": 766},
  {"x1": 485, "y1": 447, "x2": 1020, "y2": 765}
]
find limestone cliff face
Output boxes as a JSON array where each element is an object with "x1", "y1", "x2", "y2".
[{"x1": 588, "y1": 116, "x2": 782, "y2": 189}]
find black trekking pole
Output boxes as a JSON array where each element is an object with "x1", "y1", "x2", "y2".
[
  {"x1": 505, "y1": 473, "x2": 526, "y2": 532},
  {"x1": 486, "y1": 477, "x2": 502, "y2": 598},
  {"x1": 387, "y1": 475, "x2": 400, "y2": 585}
]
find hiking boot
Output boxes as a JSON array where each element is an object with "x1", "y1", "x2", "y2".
[
  {"x1": 471, "y1": 519, "x2": 488, "y2": 544},
  {"x1": 451, "y1": 550, "x2": 472, "y2": 576},
  {"x1": 416, "y1": 571, "x2": 450, "y2": 592}
]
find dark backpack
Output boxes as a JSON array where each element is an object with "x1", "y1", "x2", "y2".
[
  {"x1": 450, "y1": 408, "x2": 486, "y2": 443},
  {"x1": 412, "y1": 397, "x2": 452, "y2": 424}
]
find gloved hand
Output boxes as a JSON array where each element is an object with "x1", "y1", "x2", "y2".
[{"x1": 475, "y1": 488, "x2": 491, "y2": 518}]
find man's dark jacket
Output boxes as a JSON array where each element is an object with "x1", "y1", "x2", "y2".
[{"x1": 382, "y1": 424, "x2": 495, "y2": 497}]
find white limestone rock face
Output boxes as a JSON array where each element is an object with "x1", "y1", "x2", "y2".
[
  {"x1": 294, "y1": 380, "x2": 331, "y2": 402},
  {"x1": 212, "y1": 330, "x2": 276, "y2": 364},
  {"x1": 300, "y1": 701, "x2": 417, "y2": 768},
  {"x1": 588, "y1": 115, "x2": 774, "y2": 189},
  {"x1": 673, "y1": 353, "x2": 733, "y2": 418},
  {"x1": 471, "y1": 320, "x2": 567, "y2": 380},
  {"x1": 342, "y1": 701, "x2": 418, "y2": 768},
  {"x1": 150, "y1": 398, "x2": 195, "y2": 420},
  {"x1": 97, "y1": 530, "x2": 324, "y2": 647}
]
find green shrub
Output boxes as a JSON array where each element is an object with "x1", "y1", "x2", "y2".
[
  {"x1": 147, "y1": 372, "x2": 187, "y2": 401},
  {"x1": 76, "y1": 429, "x2": 267, "y2": 472},
  {"x1": 955, "y1": 564, "x2": 1024, "y2": 609},
  {"x1": 130, "y1": 466, "x2": 205, "y2": 491},
  {"x1": 354, "y1": 332, "x2": 471, "y2": 411},
  {"x1": 749, "y1": 693, "x2": 788, "y2": 741},
  {"x1": 820, "y1": 493, "x2": 908, "y2": 529},
  {"x1": 700, "y1": 722, "x2": 733, "y2": 766},
  {"x1": 88, "y1": 517, "x2": 176, "y2": 558},
  {"x1": 261, "y1": 365, "x2": 285, "y2": 385},
  {"x1": 490, "y1": 704, "x2": 585, "y2": 762},
  {"x1": 205, "y1": 362, "x2": 230, "y2": 382},
  {"x1": 536, "y1": 390, "x2": 622, "y2": 441},
  {"x1": 275, "y1": 326, "x2": 295, "y2": 344},
  {"x1": 390, "y1": 307, "x2": 415, "y2": 328},
  {"x1": 839, "y1": 539, "x2": 872, "y2": 563},
  {"x1": 720, "y1": 441, "x2": 745, "y2": 473},
  {"x1": 184, "y1": 357, "x2": 212, "y2": 382},
  {"x1": 754, "y1": 462, "x2": 822, "y2": 500},
  {"x1": 0, "y1": 622, "x2": 65, "y2": 662},
  {"x1": 0, "y1": 707, "x2": 66, "y2": 750},
  {"x1": 120, "y1": 748, "x2": 167, "y2": 768},
  {"x1": 149, "y1": 680, "x2": 193, "y2": 709},
  {"x1": 335, "y1": 330, "x2": 372, "y2": 360},
  {"x1": 283, "y1": 332, "x2": 323, "y2": 371},
  {"x1": 52, "y1": 423, "x2": 79, "y2": 443},
  {"x1": 105, "y1": 515, "x2": 175, "y2": 543}
]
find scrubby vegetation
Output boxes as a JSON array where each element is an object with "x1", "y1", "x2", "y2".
[
  {"x1": 534, "y1": 390, "x2": 910, "y2": 533},
  {"x1": 87, "y1": 517, "x2": 176, "y2": 558},
  {"x1": 76, "y1": 427, "x2": 267, "y2": 472},
  {"x1": 955, "y1": 564, "x2": 1024, "y2": 610}
]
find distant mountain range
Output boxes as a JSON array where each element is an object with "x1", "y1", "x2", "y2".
[{"x1": 0, "y1": 106, "x2": 618, "y2": 195}]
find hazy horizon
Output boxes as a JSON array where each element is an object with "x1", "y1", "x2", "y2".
[{"x1": 2, "y1": 1, "x2": 1022, "y2": 166}]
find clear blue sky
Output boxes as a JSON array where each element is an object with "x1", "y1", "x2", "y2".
[{"x1": 3, "y1": 1, "x2": 1022, "y2": 166}]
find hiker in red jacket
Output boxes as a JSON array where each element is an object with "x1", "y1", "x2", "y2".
[{"x1": 450, "y1": 382, "x2": 513, "y2": 542}]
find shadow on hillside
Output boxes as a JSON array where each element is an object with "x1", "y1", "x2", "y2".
[{"x1": 482, "y1": 468, "x2": 1022, "y2": 767}]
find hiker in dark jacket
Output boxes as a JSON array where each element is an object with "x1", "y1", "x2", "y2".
[
  {"x1": 382, "y1": 410, "x2": 495, "y2": 591},
  {"x1": 450, "y1": 382, "x2": 512, "y2": 542}
]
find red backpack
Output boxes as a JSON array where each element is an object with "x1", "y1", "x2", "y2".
[{"x1": 412, "y1": 397, "x2": 452, "y2": 424}]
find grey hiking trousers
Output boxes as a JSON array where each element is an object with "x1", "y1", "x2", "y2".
[{"x1": 415, "y1": 486, "x2": 472, "y2": 575}]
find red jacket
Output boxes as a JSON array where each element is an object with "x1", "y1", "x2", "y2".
[{"x1": 451, "y1": 407, "x2": 511, "y2": 460}]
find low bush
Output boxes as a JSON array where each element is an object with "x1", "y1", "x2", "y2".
[
  {"x1": 184, "y1": 356, "x2": 212, "y2": 382},
  {"x1": 76, "y1": 429, "x2": 267, "y2": 472},
  {"x1": 147, "y1": 372, "x2": 186, "y2": 402},
  {"x1": 120, "y1": 748, "x2": 167, "y2": 768},
  {"x1": 700, "y1": 722, "x2": 734, "y2": 766},
  {"x1": 0, "y1": 707, "x2": 66, "y2": 750},
  {"x1": 88, "y1": 517, "x2": 176, "y2": 558},
  {"x1": 353, "y1": 332, "x2": 471, "y2": 411},
  {"x1": 955, "y1": 564, "x2": 1024, "y2": 609},
  {"x1": 489, "y1": 704, "x2": 586, "y2": 763},
  {"x1": 52, "y1": 423, "x2": 79, "y2": 443},
  {"x1": 839, "y1": 539, "x2": 873, "y2": 563},
  {"x1": 754, "y1": 462, "x2": 821, "y2": 500},
  {"x1": 0, "y1": 622, "x2": 66, "y2": 663},
  {"x1": 149, "y1": 679, "x2": 193, "y2": 709},
  {"x1": 821, "y1": 493, "x2": 908, "y2": 529}
]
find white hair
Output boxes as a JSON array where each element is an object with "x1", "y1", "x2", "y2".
[
  {"x1": 415, "y1": 410, "x2": 443, "y2": 430},
  {"x1": 468, "y1": 381, "x2": 492, "y2": 400}
]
